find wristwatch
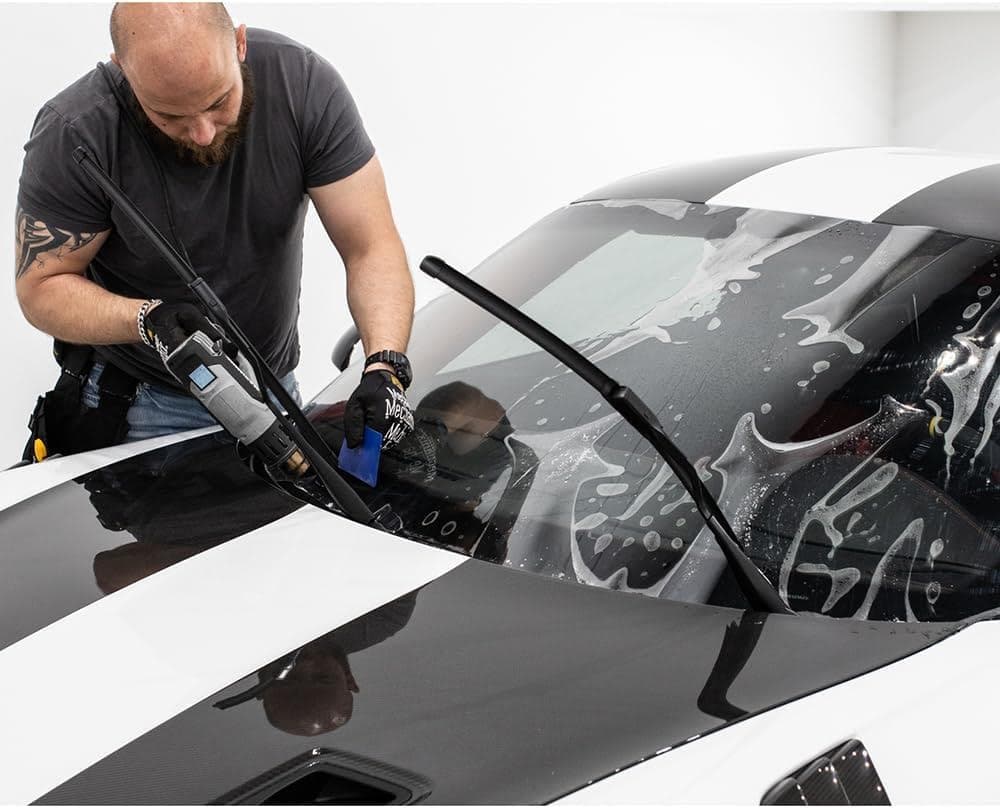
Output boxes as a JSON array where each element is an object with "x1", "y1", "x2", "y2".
[{"x1": 364, "y1": 350, "x2": 412, "y2": 389}]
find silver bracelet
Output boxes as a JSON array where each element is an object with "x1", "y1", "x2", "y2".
[{"x1": 137, "y1": 298, "x2": 162, "y2": 348}]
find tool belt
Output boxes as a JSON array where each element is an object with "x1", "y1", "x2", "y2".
[{"x1": 22, "y1": 341, "x2": 138, "y2": 463}]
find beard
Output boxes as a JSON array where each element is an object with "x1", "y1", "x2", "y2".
[{"x1": 129, "y1": 61, "x2": 255, "y2": 167}]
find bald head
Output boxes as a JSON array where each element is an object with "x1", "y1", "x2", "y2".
[
  {"x1": 108, "y1": 2, "x2": 251, "y2": 166},
  {"x1": 110, "y1": 3, "x2": 234, "y2": 64}
]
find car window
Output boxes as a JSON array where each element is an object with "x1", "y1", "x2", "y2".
[{"x1": 309, "y1": 200, "x2": 1000, "y2": 622}]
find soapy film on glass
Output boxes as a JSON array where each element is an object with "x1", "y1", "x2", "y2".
[{"x1": 309, "y1": 199, "x2": 1000, "y2": 621}]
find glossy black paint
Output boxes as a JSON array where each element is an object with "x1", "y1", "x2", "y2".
[
  {"x1": 574, "y1": 148, "x2": 845, "y2": 204},
  {"x1": 876, "y1": 163, "x2": 1000, "y2": 242},
  {"x1": 0, "y1": 432, "x2": 303, "y2": 654},
  {"x1": 41, "y1": 561, "x2": 953, "y2": 805}
]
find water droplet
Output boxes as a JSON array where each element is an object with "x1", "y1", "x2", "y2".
[
  {"x1": 588, "y1": 497, "x2": 595, "y2": 504},
  {"x1": 594, "y1": 533, "x2": 613, "y2": 553},
  {"x1": 763, "y1": 366, "x2": 771, "y2": 373},
  {"x1": 778, "y1": 332, "x2": 786, "y2": 338},
  {"x1": 441, "y1": 521, "x2": 457, "y2": 536},
  {"x1": 576, "y1": 512, "x2": 608, "y2": 531},
  {"x1": 797, "y1": 379, "x2": 810, "y2": 388},
  {"x1": 930, "y1": 538, "x2": 945, "y2": 558},
  {"x1": 534, "y1": 398, "x2": 545, "y2": 405},
  {"x1": 588, "y1": 403, "x2": 602, "y2": 413},
  {"x1": 707, "y1": 317, "x2": 722, "y2": 331},
  {"x1": 643, "y1": 531, "x2": 662, "y2": 551},
  {"x1": 421, "y1": 510, "x2": 439, "y2": 526},
  {"x1": 596, "y1": 482, "x2": 629, "y2": 497},
  {"x1": 622, "y1": 536, "x2": 635, "y2": 548},
  {"x1": 673, "y1": 413, "x2": 683, "y2": 422},
  {"x1": 814, "y1": 274, "x2": 833, "y2": 285},
  {"x1": 963, "y1": 303, "x2": 982, "y2": 320},
  {"x1": 760, "y1": 402, "x2": 772, "y2": 414},
  {"x1": 840, "y1": 255, "x2": 854, "y2": 264},
  {"x1": 657, "y1": 494, "x2": 665, "y2": 502},
  {"x1": 728, "y1": 281, "x2": 742, "y2": 294},
  {"x1": 670, "y1": 537, "x2": 684, "y2": 550},
  {"x1": 676, "y1": 518, "x2": 686, "y2": 527},
  {"x1": 979, "y1": 285, "x2": 992, "y2": 297},
  {"x1": 640, "y1": 515, "x2": 654, "y2": 527},
  {"x1": 536, "y1": 418, "x2": 548, "y2": 426},
  {"x1": 813, "y1": 360, "x2": 830, "y2": 374},
  {"x1": 926, "y1": 580, "x2": 941, "y2": 605}
]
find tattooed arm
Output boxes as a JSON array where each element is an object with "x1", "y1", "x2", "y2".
[{"x1": 14, "y1": 207, "x2": 146, "y2": 344}]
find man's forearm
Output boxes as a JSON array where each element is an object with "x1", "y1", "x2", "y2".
[
  {"x1": 344, "y1": 242, "x2": 414, "y2": 361},
  {"x1": 18, "y1": 272, "x2": 145, "y2": 345}
]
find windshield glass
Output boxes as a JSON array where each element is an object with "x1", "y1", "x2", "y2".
[{"x1": 307, "y1": 199, "x2": 1000, "y2": 622}]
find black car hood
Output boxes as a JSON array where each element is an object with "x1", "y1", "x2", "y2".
[
  {"x1": 0, "y1": 433, "x2": 958, "y2": 804},
  {"x1": 37, "y1": 557, "x2": 955, "y2": 804}
]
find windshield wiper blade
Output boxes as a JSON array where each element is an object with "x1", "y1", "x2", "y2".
[{"x1": 420, "y1": 255, "x2": 793, "y2": 615}]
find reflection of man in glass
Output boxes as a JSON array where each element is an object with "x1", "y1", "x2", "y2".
[{"x1": 391, "y1": 381, "x2": 538, "y2": 561}]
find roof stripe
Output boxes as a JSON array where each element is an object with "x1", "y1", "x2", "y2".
[
  {"x1": 707, "y1": 147, "x2": 1000, "y2": 224},
  {"x1": 875, "y1": 162, "x2": 1000, "y2": 242},
  {"x1": 575, "y1": 147, "x2": 847, "y2": 205},
  {"x1": 0, "y1": 507, "x2": 466, "y2": 804}
]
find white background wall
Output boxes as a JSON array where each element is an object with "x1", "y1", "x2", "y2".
[
  {"x1": 0, "y1": 3, "x2": 897, "y2": 463},
  {"x1": 893, "y1": 11, "x2": 1000, "y2": 151}
]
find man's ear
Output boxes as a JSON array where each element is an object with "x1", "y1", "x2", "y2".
[{"x1": 235, "y1": 23, "x2": 247, "y2": 62}]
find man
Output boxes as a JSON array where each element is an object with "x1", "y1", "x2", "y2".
[{"x1": 15, "y1": 3, "x2": 414, "y2": 453}]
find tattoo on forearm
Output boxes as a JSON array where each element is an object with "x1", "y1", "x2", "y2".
[{"x1": 15, "y1": 207, "x2": 99, "y2": 279}]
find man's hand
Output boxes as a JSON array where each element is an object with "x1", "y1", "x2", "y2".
[
  {"x1": 144, "y1": 301, "x2": 223, "y2": 360},
  {"x1": 344, "y1": 370, "x2": 414, "y2": 449}
]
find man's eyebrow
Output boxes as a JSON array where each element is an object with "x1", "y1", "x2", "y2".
[{"x1": 150, "y1": 89, "x2": 232, "y2": 118}]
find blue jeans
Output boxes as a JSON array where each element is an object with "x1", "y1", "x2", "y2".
[{"x1": 83, "y1": 361, "x2": 302, "y2": 443}]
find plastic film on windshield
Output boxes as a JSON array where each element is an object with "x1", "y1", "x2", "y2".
[{"x1": 310, "y1": 199, "x2": 1000, "y2": 622}]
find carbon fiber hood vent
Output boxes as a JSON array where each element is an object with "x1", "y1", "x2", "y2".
[{"x1": 761, "y1": 739, "x2": 889, "y2": 805}]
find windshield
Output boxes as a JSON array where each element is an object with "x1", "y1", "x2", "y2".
[{"x1": 307, "y1": 199, "x2": 1000, "y2": 622}]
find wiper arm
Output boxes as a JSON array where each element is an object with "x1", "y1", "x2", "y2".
[
  {"x1": 74, "y1": 147, "x2": 378, "y2": 529},
  {"x1": 420, "y1": 255, "x2": 793, "y2": 615}
]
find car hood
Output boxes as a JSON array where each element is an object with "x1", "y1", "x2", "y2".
[{"x1": 0, "y1": 432, "x2": 958, "y2": 804}]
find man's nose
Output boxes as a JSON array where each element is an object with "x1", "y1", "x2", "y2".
[{"x1": 188, "y1": 116, "x2": 216, "y2": 146}]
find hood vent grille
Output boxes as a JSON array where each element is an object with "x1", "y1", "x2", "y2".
[
  {"x1": 214, "y1": 748, "x2": 432, "y2": 805},
  {"x1": 761, "y1": 739, "x2": 890, "y2": 805}
]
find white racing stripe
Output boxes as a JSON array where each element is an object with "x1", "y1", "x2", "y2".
[
  {"x1": 0, "y1": 506, "x2": 467, "y2": 804},
  {"x1": 707, "y1": 146, "x2": 1000, "y2": 223},
  {"x1": 558, "y1": 620, "x2": 999, "y2": 804},
  {"x1": 0, "y1": 426, "x2": 220, "y2": 513}
]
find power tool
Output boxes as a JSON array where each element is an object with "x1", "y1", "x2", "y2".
[{"x1": 163, "y1": 330, "x2": 306, "y2": 473}]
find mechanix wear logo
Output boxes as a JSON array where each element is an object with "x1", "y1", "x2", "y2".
[{"x1": 383, "y1": 386, "x2": 414, "y2": 447}]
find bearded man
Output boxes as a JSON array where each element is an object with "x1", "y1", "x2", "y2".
[{"x1": 15, "y1": 2, "x2": 414, "y2": 455}]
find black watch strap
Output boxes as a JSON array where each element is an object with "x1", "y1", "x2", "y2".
[{"x1": 364, "y1": 350, "x2": 412, "y2": 389}]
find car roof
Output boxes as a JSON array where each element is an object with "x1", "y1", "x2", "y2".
[{"x1": 576, "y1": 146, "x2": 1000, "y2": 243}]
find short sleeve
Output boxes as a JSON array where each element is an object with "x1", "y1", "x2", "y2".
[
  {"x1": 17, "y1": 104, "x2": 111, "y2": 233},
  {"x1": 300, "y1": 52, "x2": 375, "y2": 189}
]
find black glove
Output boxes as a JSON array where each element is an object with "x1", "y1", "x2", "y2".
[
  {"x1": 344, "y1": 370, "x2": 414, "y2": 449},
  {"x1": 144, "y1": 301, "x2": 223, "y2": 360}
]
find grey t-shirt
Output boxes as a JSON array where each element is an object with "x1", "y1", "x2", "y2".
[{"x1": 18, "y1": 28, "x2": 375, "y2": 390}]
